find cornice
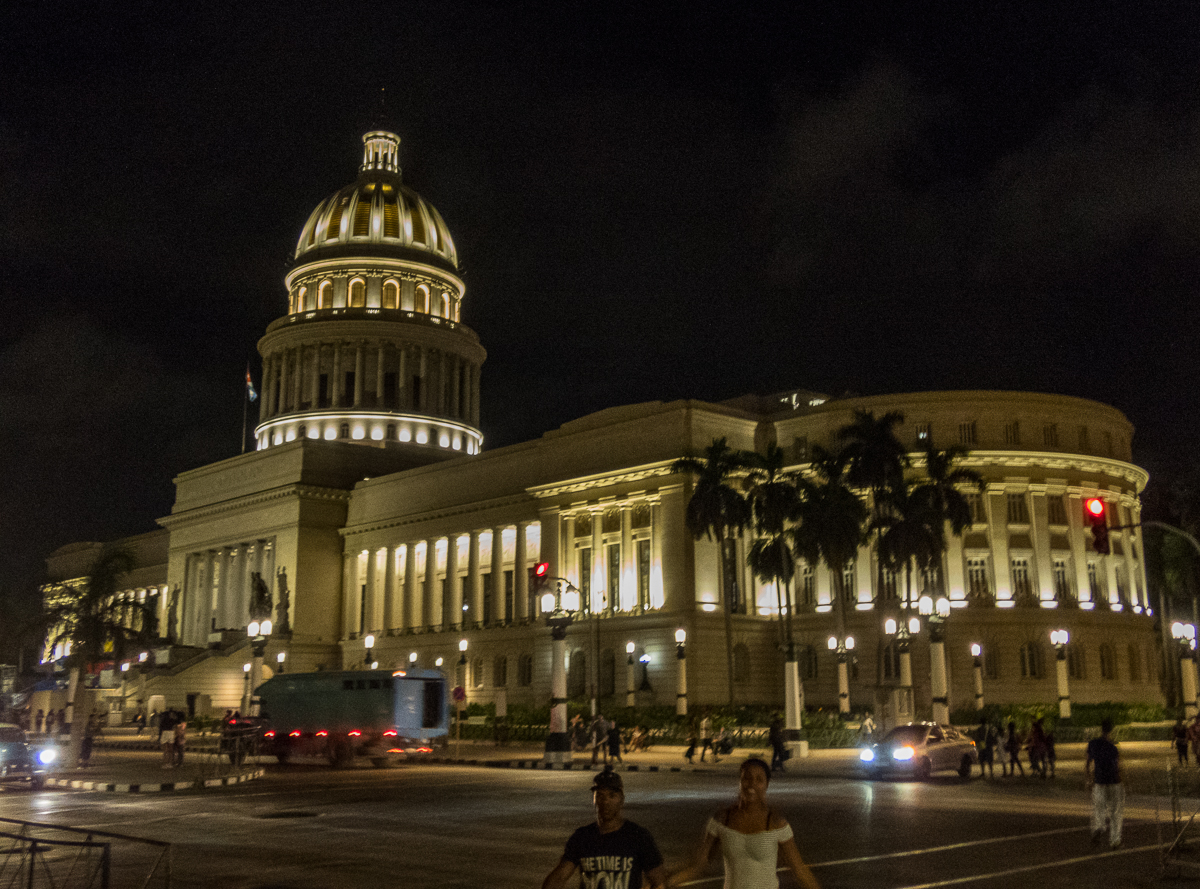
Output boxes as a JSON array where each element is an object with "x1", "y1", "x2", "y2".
[
  {"x1": 342, "y1": 493, "x2": 539, "y2": 539},
  {"x1": 944, "y1": 450, "x2": 1148, "y2": 491},
  {"x1": 159, "y1": 484, "x2": 352, "y2": 528},
  {"x1": 528, "y1": 460, "x2": 684, "y2": 499}
]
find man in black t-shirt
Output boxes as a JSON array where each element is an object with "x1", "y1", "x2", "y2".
[
  {"x1": 1085, "y1": 717, "x2": 1123, "y2": 849},
  {"x1": 542, "y1": 768, "x2": 666, "y2": 889}
]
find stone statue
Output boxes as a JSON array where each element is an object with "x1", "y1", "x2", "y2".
[
  {"x1": 167, "y1": 585, "x2": 179, "y2": 643},
  {"x1": 249, "y1": 571, "x2": 273, "y2": 622},
  {"x1": 275, "y1": 567, "x2": 291, "y2": 634}
]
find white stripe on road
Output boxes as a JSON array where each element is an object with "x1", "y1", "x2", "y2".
[{"x1": 891, "y1": 843, "x2": 1157, "y2": 888}]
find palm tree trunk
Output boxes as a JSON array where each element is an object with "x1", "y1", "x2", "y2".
[{"x1": 719, "y1": 535, "x2": 736, "y2": 707}]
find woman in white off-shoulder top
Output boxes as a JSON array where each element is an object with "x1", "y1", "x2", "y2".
[{"x1": 667, "y1": 758, "x2": 820, "y2": 889}]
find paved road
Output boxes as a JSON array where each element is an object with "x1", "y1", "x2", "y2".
[{"x1": 1, "y1": 755, "x2": 1198, "y2": 888}]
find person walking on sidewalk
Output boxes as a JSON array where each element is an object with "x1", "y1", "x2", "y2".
[
  {"x1": 591, "y1": 713, "x2": 609, "y2": 765},
  {"x1": 769, "y1": 716, "x2": 788, "y2": 773},
  {"x1": 1086, "y1": 717, "x2": 1123, "y2": 850},
  {"x1": 1003, "y1": 721, "x2": 1024, "y2": 777},
  {"x1": 1175, "y1": 717, "x2": 1191, "y2": 766},
  {"x1": 541, "y1": 768, "x2": 667, "y2": 889},
  {"x1": 700, "y1": 713, "x2": 716, "y2": 763}
]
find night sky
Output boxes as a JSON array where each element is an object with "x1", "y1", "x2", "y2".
[{"x1": 3, "y1": 2, "x2": 1199, "y2": 601}]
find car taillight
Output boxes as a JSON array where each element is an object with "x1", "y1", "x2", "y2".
[
  {"x1": 348, "y1": 730, "x2": 361, "y2": 737},
  {"x1": 387, "y1": 748, "x2": 403, "y2": 754},
  {"x1": 383, "y1": 730, "x2": 398, "y2": 737},
  {"x1": 316, "y1": 730, "x2": 328, "y2": 738},
  {"x1": 263, "y1": 730, "x2": 276, "y2": 739},
  {"x1": 289, "y1": 730, "x2": 302, "y2": 738}
]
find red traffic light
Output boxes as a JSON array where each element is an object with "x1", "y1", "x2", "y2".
[
  {"x1": 1085, "y1": 497, "x2": 1105, "y2": 519},
  {"x1": 1084, "y1": 497, "x2": 1110, "y2": 554},
  {"x1": 534, "y1": 562, "x2": 549, "y2": 578}
]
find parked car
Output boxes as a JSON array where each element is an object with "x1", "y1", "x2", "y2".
[
  {"x1": 859, "y1": 722, "x2": 977, "y2": 780},
  {"x1": 0, "y1": 723, "x2": 57, "y2": 789}
]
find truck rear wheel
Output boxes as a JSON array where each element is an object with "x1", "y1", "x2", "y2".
[
  {"x1": 370, "y1": 757, "x2": 392, "y2": 769},
  {"x1": 326, "y1": 741, "x2": 350, "y2": 768}
]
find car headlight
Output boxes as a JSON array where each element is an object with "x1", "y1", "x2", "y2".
[
  {"x1": 37, "y1": 748, "x2": 57, "y2": 766},
  {"x1": 859, "y1": 748, "x2": 875, "y2": 763},
  {"x1": 892, "y1": 745, "x2": 915, "y2": 761}
]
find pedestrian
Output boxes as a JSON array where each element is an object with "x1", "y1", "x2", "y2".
[
  {"x1": 1045, "y1": 728, "x2": 1056, "y2": 779},
  {"x1": 172, "y1": 713, "x2": 188, "y2": 767},
  {"x1": 859, "y1": 713, "x2": 876, "y2": 744},
  {"x1": 591, "y1": 713, "x2": 609, "y2": 765},
  {"x1": 608, "y1": 720, "x2": 624, "y2": 763},
  {"x1": 769, "y1": 716, "x2": 788, "y2": 773},
  {"x1": 684, "y1": 721, "x2": 697, "y2": 764},
  {"x1": 1189, "y1": 714, "x2": 1200, "y2": 763},
  {"x1": 1028, "y1": 718, "x2": 1049, "y2": 779},
  {"x1": 571, "y1": 714, "x2": 589, "y2": 753},
  {"x1": 628, "y1": 725, "x2": 649, "y2": 753},
  {"x1": 134, "y1": 706, "x2": 146, "y2": 735},
  {"x1": 541, "y1": 767, "x2": 668, "y2": 889},
  {"x1": 160, "y1": 709, "x2": 177, "y2": 768},
  {"x1": 1086, "y1": 717, "x2": 1123, "y2": 850},
  {"x1": 667, "y1": 757, "x2": 821, "y2": 889},
  {"x1": 34, "y1": 709, "x2": 44, "y2": 734},
  {"x1": 44, "y1": 708, "x2": 56, "y2": 736},
  {"x1": 56, "y1": 709, "x2": 68, "y2": 735},
  {"x1": 1173, "y1": 717, "x2": 1190, "y2": 766},
  {"x1": 80, "y1": 712, "x2": 98, "y2": 768},
  {"x1": 1003, "y1": 721, "x2": 1024, "y2": 777},
  {"x1": 700, "y1": 713, "x2": 715, "y2": 762},
  {"x1": 975, "y1": 720, "x2": 997, "y2": 779}
]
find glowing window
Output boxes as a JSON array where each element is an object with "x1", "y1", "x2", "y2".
[
  {"x1": 382, "y1": 195, "x2": 400, "y2": 238},
  {"x1": 318, "y1": 281, "x2": 333, "y2": 310},
  {"x1": 383, "y1": 280, "x2": 399, "y2": 309},
  {"x1": 349, "y1": 278, "x2": 366, "y2": 307},
  {"x1": 297, "y1": 286, "x2": 308, "y2": 313},
  {"x1": 326, "y1": 196, "x2": 347, "y2": 240},
  {"x1": 409, "y1": 198, "x2": 427, "y2": 243},
  {"x1": 415, "y1": 284, "x2": 429, "y2": 314},
  {"x1": 352, "y1": 187, "x2": 373, "y2": 237},
  {"x1": 440, "y1": 292, "x2": 449, "y2": 318}
]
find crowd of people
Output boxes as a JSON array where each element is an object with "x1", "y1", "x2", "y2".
[
  {"x1": 971, "y1": 717, "x2": 1057, "y2": 779},
  {"x1": 1170, "y1": 713, "x2": 1200, "y2": 765}
]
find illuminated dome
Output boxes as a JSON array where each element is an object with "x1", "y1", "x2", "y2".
[{"x1": 294, "y1": 131, "x2": 458, "y2": 271}]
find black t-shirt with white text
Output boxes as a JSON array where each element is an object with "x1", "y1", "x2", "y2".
[{"x1": 562, "y1": 820, "x2": 663, "y2": 889}]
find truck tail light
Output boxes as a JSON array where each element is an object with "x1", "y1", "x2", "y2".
[
  {"x1": 289, "y1": 730, "x2": 302, "y2": 738},
  {"x1": 348, "y1": 730, "x2": 362, "y2": 737},
  {"x1": 263, "y1": 730, "x2": 276, "y2": 738},
  {"x1": 316, "y1": 730, "x2": 328, "y2": 738},
  {"x1": 383, "y1": 730, "x2": 398, "y2": 737}
]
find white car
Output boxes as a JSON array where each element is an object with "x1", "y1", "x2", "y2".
[{"x1": 860, "y1": 722, "x2": 977, "y2": 780}]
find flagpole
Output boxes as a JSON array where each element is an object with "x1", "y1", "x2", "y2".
[{"x1": 242, "y1": 384, "x2": 248, "y2": 454}]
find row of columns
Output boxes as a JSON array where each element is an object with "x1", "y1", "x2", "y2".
[
  {"x1": 345, "y1": 524, "x2": 534, "y2": 639},
  {"x1": 557, "y1": 501, "x2": 664, "y2": 613},
  {"x1": 261, "y1": 340, "x2": 481, "y2": 427},
  {"x1": 179, "y1": 541, "x2": 275, "y2": 646}
]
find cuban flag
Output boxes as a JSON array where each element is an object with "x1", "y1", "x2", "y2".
[{"x1": 245, "y1": 365, "x2": 258, "y2": 402}]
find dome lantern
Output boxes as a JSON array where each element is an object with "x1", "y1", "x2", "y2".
[{"x1": 361, "y1": 130, "x2": 401, "y2": 177}]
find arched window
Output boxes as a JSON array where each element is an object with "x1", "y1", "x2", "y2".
[
  {"x1": 297, "y1": 425, "x2": 306, "y2": 439},
  {"x1": 453, "y1": 298, "x2": 461, "y2": 322},
  {"x1": 1019, "y1": 641, "x2": 1043, "y2": 679},
  {"x1": 297, "y1": 286, "x2": 308, "y2": 313},
  {"x1": 472, "y1": 656, "x2": 484, "y2": 688},
  {"x1": 383, "y1": 280, "x2": 399, "y2": 310},
  {"x1": 415, "y1": 284, "x2": 429, "y2": 314},
  {"x1": 349, "y1": 278, "x2": 366, "y2": 307},
  {"x1": 518, "y1": 653, "x2": 533, "y2": 687},
  {"x1": 386, "y1": 424, "x2": 396, "y2": 440},
  {"x1": 567, "y1": 650, "x2": 586, "y2": 698},
  {"x1": 493, "y1": 655, "x2": 508, "y2": 687},
  {"x1": 1099, "y1": 643, "x2": 1117, "y2": 680},
  {"x1": 318, "y1": 281, "x2": 333, "y2": 310},
  {"x1": 599, "y1": 649, "x2": 615, "y2": 696},
  {"x1": 732, "y1": 643, "x2": 751, "y2": 682},
  {"x1": 801, "y1": 644, "x2": 819, "y2": 681},
  {"x1": 440, "y1": 292, "x2": 450, "y2": 318},
  {"x1": 339, "y1": 423, "x2": 350, "y2": 439}
]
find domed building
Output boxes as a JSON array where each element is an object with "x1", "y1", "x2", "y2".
[{"x1": 39, "y1": 131, "x2": 1169, "y2": 734}]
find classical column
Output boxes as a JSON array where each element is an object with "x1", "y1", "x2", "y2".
[
  {"x1": 404, "y1": 542, "x2": 420, "y2": 630},
  {"x1": 515, "y1": 522, "x2": 529, "y2": 622},
  {"x1": 383, "y1": 545, "x2": 397, "y2": 632},
  {"x1": 424, "y1": 537, "x2": 439, "y2": 629},
  {"x1": 450, "y1": 357, "x2": 461, "y2": 418},
  {"x1": 651, "y1": 497, "x2": 667, "y2": 610},
  {"x1": 562, "y1": 514, "x2": 577, "y2": 588},
  {"x1": 342, "y1": 552, "x2": 358, "y2": 640},
  {"x1": 467, "y1": 531, "x2": 482, "y2": 628},
  {"x1": 620, "y1": 504, "x2": 634, "y2": 612},
  {"x1": 446, "y1": 534, "x2": 462, "y2": 630},
  {"x1": 376, "y1": 344, "x2": 386, "y2": 407},
  {"x1": 1029, "y1": 488, "x2": 1054, "y2": 604},
  {"x1": 491, "y1": 527, "x2": 505, "y2": 624},
  {"x1": 278, "y1": 349, "x2": 290, "y2": 414},
  {"x1": 364, "y1": 547, "x2": 378, "y2": 633},
  {"x1": 591, "y1": 509, "x2": 604, "y2": 612},
  {"x1": 397, "y1": 346, "x2": 408, "y2": 410},
  {"x1": 418, "y1": 347, "x2": 428, "y2": 412},
  {"x1": 291, "y1": 348, "x2": 303, "y2": 413},
  {"x1": 311, "y1": 344, "x2": 321, "y2": 407},
  {"x1": 438, "y1": 351, "x2": 448, "y2": 414},
  {"x1": 354, "y1": 342, "x2": 365, "y2": 407},
  {"x1": 985, "y1": 490, "x2": 1012, "y2": 603},
  {"x1": 1066, "y1": 492, "x2": 1091, "y2": 605},
  {"x1": 332, "y1": 343, "x2": 343, "y2": 407}
]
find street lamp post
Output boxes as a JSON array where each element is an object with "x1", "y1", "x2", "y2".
[
  {"x1": 364, "y1": 634, "x2": 376, "y2": 668},
  {"x1": 827, "y1": 635, "x2": 855, "y2": 716},
  {"x1": 275, "y1": 651, "x2": 286, "y2": 674},
  {"x1": 970, "y1": 644, "x2": 984, "y2": 711},
  {"x1": 245, "y1": 617, "x2": 272, "y2": 716},
  {"x1": 638, "y1": 654, "x2": 652, "y2": 690},
  {"x1": 456, "y1": 639, "x2": 468, "y2": 758},
  {"x1": 919, "y1": 595, "x2": 951, "y2": 725},
  {"x1": 675, "y1": 629, "x2": 688, "y2": 717},
  {"x1": 539, "y1": 575, "x2": 581, "y2": 766},
  {"x1": 1050, "y1": 629, "x2": 1071, "y2": 722},
  {"x1": 626, "y1": 642, "x2": 636, "y2": 707},
  {"x1": 884, "y1": 615, "x2": 919, "y2": 723},
  {"x1": 1171, "y1": 622, "x2": 1198, "y2": 719}
]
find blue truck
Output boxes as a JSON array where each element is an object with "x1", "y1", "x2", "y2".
[{"x1": 226, "y1": 668, "x2": 449, "y2": 767}]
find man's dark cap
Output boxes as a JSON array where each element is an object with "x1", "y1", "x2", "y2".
[{"x1": 591, "y1": 767, "x2": 623, "y2": 793}]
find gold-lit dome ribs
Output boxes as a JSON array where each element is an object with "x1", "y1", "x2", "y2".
[{"x1": 255, "y1": 131, "x2": 484, "y2": 461}]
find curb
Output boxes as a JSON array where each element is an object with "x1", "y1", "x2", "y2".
[
  {"x1": 429, "y1": 757, "x2": 694, "y2": 772},
  {"x1": 44, "y1": 767, "x2": 265, "y2": 793}
]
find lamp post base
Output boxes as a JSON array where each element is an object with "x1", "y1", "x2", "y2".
[{"x1": 544, "y1": 732, "x2": 573, "y2": 766}]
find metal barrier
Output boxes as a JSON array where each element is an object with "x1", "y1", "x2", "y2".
[
  {"x1": 1157, "y1": 767, "x2": 1200, "y2": 879},
  {"x1": 0, "y1": 817, "x2": 170, "y2": 889}
]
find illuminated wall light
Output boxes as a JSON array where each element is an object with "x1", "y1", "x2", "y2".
[
  {"x1": 399, "y1": 427, "x2": 412, "y2": 442},
  {"x1": 308, "y1": 427, "x2": 320, "y2": 439},
  {"x1": 452, "y1": 437, "x2": 462, "y2": 450},
  {"x1": 352, "y1": 426, "x2": 366, "y2": 440},
  {"x1": 285, "y1": 428, "x2": 297, "y2": 442},
  {"x1": 371, "y1": 426, "x2": 384, "y2": 441},
  {"x1": 439, "y1": 433, "x2": 450, "y2": 448},
  {"x1": 273, "y1": 433, "x2": 283, "y2": 445},
  {"x1": 416, "y1": 430, "x2": 428, "y2": 444},
  {"x1": 701, "y1": 603, "x2": 717, "y2": 613},
  {"x1": 324, "y1": 427, "x2": 337, "y2": 440}
]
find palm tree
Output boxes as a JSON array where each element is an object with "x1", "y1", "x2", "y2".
[
  {"x1": 912, "y1": 442, "x2": 986, "y2": 598},
  {"x1": 745, "y1": 445, "x2": 801, "y2": 650},
  {"x1": 872, "y1": 483, "x2": 943, "y2": 610},
  {"x1": 42, "y1": 546, "x2": 156, "y2": 762},
  {"x1": 791, "y1": 445, "x2": 869, "y2": 664},
  {"x1": 672, "y1": 438, "x2": 752, "y2": 706}
]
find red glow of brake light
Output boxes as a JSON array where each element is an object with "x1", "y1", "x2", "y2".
[
  {"x1": 264, "y1": 730, "x2": 276, "y2": 738},
  {"x1": 316, "y1": 730, "x2": 328, "y2": 738},
  {"x1": 392, "y1": 670, "x2": 406, "y2": 677},
  {"x1": 289, "y1": 730, "x2": 302, "y2": 737},
  {"x1": 1086, "y1": 498, "x2": 1105, "y2": 517},
  {"x1": 535, "y1": 562, "x2": 549, "y2": 577},
  {"x1": 348, "y1": 730, "x2": 362, "y2": 737},
  {"x1": 384, "y1": 729, "x2": 398, "y2": 737},
  {"x1": 417, "y1": 746, "x2": 432, "y2": 753},
  {"x1": 387, "y1": 748, "x2": 403, "y2": 753}
]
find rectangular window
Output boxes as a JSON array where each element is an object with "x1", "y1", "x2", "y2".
[
  {"x1": 1052, "y1": 559, "x2": 1071, "y2": 601},
  {"x1": 481, "y1": 572, "x2": 492, "y2": 627},
  {"x1": 579, "y1": 547, "x2": 592, "y2": 610},
  {"x1": 882, "y1": 642, "x2": 901, "y2": 681},
  {"x1": 1047, "y1": 496, "x2": 1067, "y2": 525},
  {"x1": 792, "y1": 435, "x2": 809, "y2": 462},
  {"x1": 344, "y1": 371, "x2": 356, "y2": 405},
  {"x1": 1077, "y1": 425, "x2": 1089, "y2": 451},
  {"x1": 915, "y1": 423, "x2": 931, "y2": 445},
  {"x1": 1004, "y1": 421, "x2": 1020, "y2": 446},
  {"x1": 959, "y1": 421, "x2": 977, "y2": 446},
  {"x1": 1020, "y1": 642, "x2": 1043, "y2": 679},
  {"x1": 842, "y1": 563, "x2": 856, "y2": 603},
  {"x1": 1088, "y1": 562, "x2": 1104, "y2": 603},
  {"x1": 1007, "y1": 493, "x2": 1029, "y2": 524},
  {"x1": 504, "y1": 569, "x2": 514, "y2": 623},
  {"x1": 967, "y1": 558, "x2": 990, "y2": 599},
  {"x1": 878, "y1": 566, "x2": 897, "y2": 601},
  {"x1": 984, "y1": 646, "x2": 1000, "y2": 680},
  {"x1": 1043, "y1": 423, "x2": 1058, "y2": 447},
  {"x1": 383, "y1": 372, "x2": 397, "y2": 408},
  {"x1": 1127, "y1": 644, "x2": 1142, "y2": 682},
  {"x1": 318, "y1": 374, "x2": 330, "y2": 408},
  {"x1": 1099, "y1": 644, "x2": 1117, "y2": 680},
  {"x1": 1068, "y1": 646, "x2": 1085, "y2": 680},
  {"x1": 637, "y1": 539, "x2": 651, "y2": 610},
  {"x1": 517, "y1": 654, "x2": 533, "y2": 687},
  {"x1": 607, "y1": 544, "x2": 621, "y2": 611},
  {"x1": 1011, "y1": 559, "x2": 1031, "y2": 599},
  {"x1": 966, "y1": 492, "x2": 986, "y2": 524}
]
